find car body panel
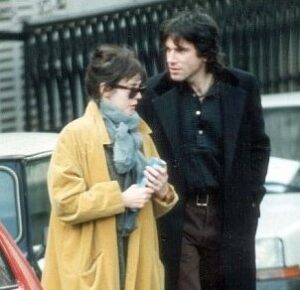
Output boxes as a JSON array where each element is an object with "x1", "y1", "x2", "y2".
[
  {"x1": 257, "y1": 194, "x2": 300, "y2": 266},
  {"x1": 261, "y1": 92, "x2": 300, "y2": 109},
  {"x1": 257, "y1": 194, "x2": 300, "y2": 239},
  {"x1": 256, "y1": 92, "x2": 300, "y2": 289},
  {"x1": 0, "y1": 132, "x2": 57, "y2": 160},
  {"x1": 257, "y1": 277, "x2": 300, "y2": 290},
  {"x1": 0, "y1": 132, "x2": 58, "y2": 278},
  {"x1": 0, "y1": 222, "x2": 42, "y2": 289}
]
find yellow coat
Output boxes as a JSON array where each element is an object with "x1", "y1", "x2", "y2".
[{"x1": 42, "y1": 100, "x2": 178, "y2": 290}]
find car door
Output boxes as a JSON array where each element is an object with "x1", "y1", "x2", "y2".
[{"x1": 0, "y1": 223, "x2": 42, "y2": 290}]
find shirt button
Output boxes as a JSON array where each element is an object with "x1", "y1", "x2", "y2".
[
  {"x1": 196, "y1": 110, "x2": 201, "y2": 115},
  {"x1": 198, "y1": 130, "x2": 204, "y2": 135}
]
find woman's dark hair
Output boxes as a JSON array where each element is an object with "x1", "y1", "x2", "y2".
[
  {"x1": 85, "y1": 44, "x2": 147, "y2": 100},
  {"x1": 161, "y1": 10, "x2": 224, "y2": 74}
]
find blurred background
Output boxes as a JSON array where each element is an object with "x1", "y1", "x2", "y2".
[{"x1": 0, "y1": 0, "x2": 299, "y2": 133}]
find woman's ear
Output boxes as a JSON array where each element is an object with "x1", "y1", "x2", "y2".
[{"x1": 99, "y1": 82, "x2": 111, "y2": 98}]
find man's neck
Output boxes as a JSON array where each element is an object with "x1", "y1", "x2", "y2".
[{"x1": 188, "y1": 71, "x2": 214, "y2": 98}]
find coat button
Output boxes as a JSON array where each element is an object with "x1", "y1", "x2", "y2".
[
  {"x1": 171, "y1": 159, "x2": 179, "y2": 169},
  {"x1": 251, "y1": 202, "x2": 256, "y2": 208},
  {"x1": 160, "y1": 233, "x2": 167, "y2": 242}
]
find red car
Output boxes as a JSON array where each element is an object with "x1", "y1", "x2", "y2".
[{"x1": 0, "y1": 222, "x2": 42, "y2": 290}]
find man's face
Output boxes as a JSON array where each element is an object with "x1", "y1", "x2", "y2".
[{"x1": 165, "y1": 37, "x2": 207, "y2": 83}]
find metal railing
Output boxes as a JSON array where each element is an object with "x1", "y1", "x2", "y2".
[{"x1": 1, "y1": 0, "x2": 300, "y2": 131}]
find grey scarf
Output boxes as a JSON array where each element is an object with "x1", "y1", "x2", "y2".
[
  {"x1": 100, "y1": 99, "x2": 146, "y2": 180},
  {"x1": 100, "y1": 99, "x2": 146, "y2": 236}
]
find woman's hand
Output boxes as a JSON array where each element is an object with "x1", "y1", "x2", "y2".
[
  {"x1": 122, "y1": 184, "x2": 154, "y2": 209},
  {"x1": 144, "y1": 165, "x2": 169, "y2": 200}
]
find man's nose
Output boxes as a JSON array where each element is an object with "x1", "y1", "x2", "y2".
[{"x1": 167, "y1": 50, "x2": 177, "y2": 63}]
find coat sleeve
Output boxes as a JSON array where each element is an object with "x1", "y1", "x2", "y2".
[
  {"x1": 142, "y1": 133, "x2": 179, "y2": 218},
  {"x1": 248, "y1": 78, "x2": 271, "y2": 205},
  {"x1": 48, "y1": 126, "x2": 125, "y2": 225}
]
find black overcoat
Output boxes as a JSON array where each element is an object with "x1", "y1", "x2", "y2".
[{"x1": 138, "y1": 68, "x2": 271, "y2": 290}]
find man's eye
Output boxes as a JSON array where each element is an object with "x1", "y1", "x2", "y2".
[{"x1": 177, "y1": 48, "x2": 188, "y2": 53}]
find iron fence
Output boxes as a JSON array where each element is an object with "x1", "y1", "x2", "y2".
[{"x1": 1, "y1": 0, "x2": 300, "y2": 131}]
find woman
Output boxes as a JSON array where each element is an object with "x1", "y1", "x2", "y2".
[{"x1": 41, "y1": 44, "x2": 178, "y2": 290}]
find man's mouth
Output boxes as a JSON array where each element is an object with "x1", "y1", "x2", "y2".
[{"x1": 168, "y1": 67, "x2": 181, "y2": 74}]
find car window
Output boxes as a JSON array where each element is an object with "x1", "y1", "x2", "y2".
[
  {"x1": 263, "y1": 105, "x2": 300, "y2": 193},
  {"x1": 0, "y1": 167, "x2": 20, "y2": 241},
  {"x1": 0, "y1": 250, "x2": 17, "y2": 289},
  {"x1": 264, "y1": 106, "x2": 300, "y2": 161},
  {"x1": 25, "y1": 157, "x2": 51, "y2": 247}
]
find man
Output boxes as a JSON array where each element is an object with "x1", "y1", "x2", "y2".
[{"x1": 138, "y1": 10, "x2": 270, "y2": 290}]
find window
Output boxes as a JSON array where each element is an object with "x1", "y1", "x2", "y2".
[
  {"x1": 264, "y1": 106, "x2": 300, "y2": 161},
  {"x1": 0, "y1": 167, "x2": 20, "y2": 241},
  {"x1": 263, "y1": 105, "x2": 300, "y2": 192},
  {"x1": 25, "y1": 156, "x2": 51, "y2": 247}
]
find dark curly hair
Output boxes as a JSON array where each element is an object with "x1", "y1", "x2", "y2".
[
  {"x1": 85, "y1": 44, "x2": 146, "y2": 101},
  {"x1": 161, "y1": 10, "x2": 224, "y2": 75}
]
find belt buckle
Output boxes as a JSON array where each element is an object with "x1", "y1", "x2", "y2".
[{"x1": 196, "y1": 194, "x2": 209, "y2": 207}]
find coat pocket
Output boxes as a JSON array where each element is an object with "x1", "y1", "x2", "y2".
[
  {"x1": 79, "y1": 253, "x2": 103, "y2": 290},
  {"x1": 62, "y1": 222, "x2": 102, "y2": 274}
]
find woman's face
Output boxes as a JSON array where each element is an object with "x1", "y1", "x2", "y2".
[{"x1": 102, "y1": 74, "x2": 144, "y2": 116}]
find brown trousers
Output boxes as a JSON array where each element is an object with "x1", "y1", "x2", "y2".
[{"x1": 178, "y1": 192, "x2": 224, "y2": 290}]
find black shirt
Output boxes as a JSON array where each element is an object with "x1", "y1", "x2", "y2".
[{"x1": 179, "y1": 82, "x2": 223, "y2": 192}]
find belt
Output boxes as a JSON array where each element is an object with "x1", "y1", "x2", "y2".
[
  {"x1": 196, "y1": 194, "x2": 209, "y2": 207},
  {"x1": 188, "y1": 187, "x2": 219, "y2": 207}
]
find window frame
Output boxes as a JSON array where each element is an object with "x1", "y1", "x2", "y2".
[{"x1": 0, "y1": 166, "x2": 23, "y2": 243}]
